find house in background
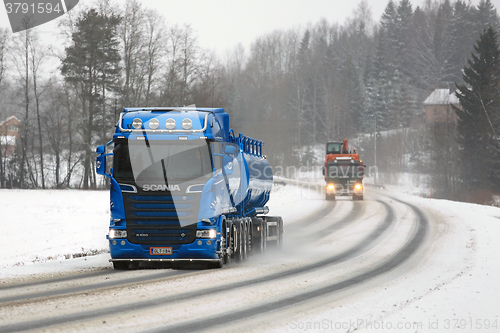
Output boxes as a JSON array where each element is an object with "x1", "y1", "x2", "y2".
[
  {"x1": 423, "y1": 88, "x2": 460, "y2": 124},
  {"x1": 0, "y1": 115, "x2": 21, "y2": 156}
]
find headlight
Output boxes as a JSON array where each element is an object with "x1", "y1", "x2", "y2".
[
  {"x1": 327, "y1": 184, "x2": 335, "y2": 190},
  {"x1": 196, "y1": 229, "x2": 216, "y2": 239},
  {"x1": 109, "y1": 229, "x2": 127, "y2": 239},
  {"x1": 355, "y1": 184, "x2": 362, "y2": 190}
]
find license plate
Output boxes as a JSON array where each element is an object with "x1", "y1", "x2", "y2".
[{"x1": 150, "y1": 247, "x2": 172, "y2": 255}]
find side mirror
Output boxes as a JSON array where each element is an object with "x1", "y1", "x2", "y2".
[
  {"x1": 96, "y1": 145, "x2": 105, "y2": 154},
  {"x1": 96, "y1": 154, "x2": 106, "y2": 176},
  {"x1": 96, "y1": 145, "x2": 110, "y2": 177}
]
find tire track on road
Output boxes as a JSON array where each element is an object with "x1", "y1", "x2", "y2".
[
  {"x1": 0, "y1": 200, "x2": 394, "y2": 333},
  {"x1": 0, "y1": 199, "x2": 338, "y2": 306},
  {"x1": 155, "y1": 197, "x2": 428, "y2": 333}
]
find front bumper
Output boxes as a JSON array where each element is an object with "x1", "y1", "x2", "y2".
[{"x1": 108, "y1": 237, "x2": 220, "y2": 261}]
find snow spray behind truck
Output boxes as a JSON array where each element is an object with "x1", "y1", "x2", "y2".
[{"x1": 96, "y1": 107, "x2": 283, "y2": 269}]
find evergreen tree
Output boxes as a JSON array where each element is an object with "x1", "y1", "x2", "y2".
[
  {"x1": 449, "y1": 1, "x2": 477, "y2": 84},
  {"x1": 476, "y1": 0, "x2": 500, "y2": 32},
  {"x1": 396, "y1": 0, "x2": 414, "y2": 78},
  {"x1": 455, "y1": 26, "x2": 500, "y2": 194},
  {"x1": 61, "y1": 8, "x2": 121, "y2": 189}
]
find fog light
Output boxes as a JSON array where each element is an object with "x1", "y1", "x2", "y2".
[
  {"x1": 112, "y1": 240, "x2": 117, "y2": 245},
  {"x1": 120, "y1": 240, "x2": 126, "y2": 245},
  {"x1": 197, "y1": 240, "x2": 202, "y2": 245},
  {"x1": 206, "y1": 240, "x2": 212, "y2": 245}
]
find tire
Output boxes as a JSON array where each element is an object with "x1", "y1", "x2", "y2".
[
  {"x1": 234, "y1": 221, "x2": 245, "y2": 262},
  {"x1": 251, "y1": 218, "x2": 265, "y2": 254},
  {"x1": 265, "y1": 216, "x2": 283, "y2": 250},
  {"x1": 353, "y1": 194, "x2": 363, "y2": 201},
  {"x1": 221, "y1": 224, "x2": 228, "y2": 265},
  {"x1": 216, "y1": 227, "x2": 226, "y2": 268},
  {"x1": 277, "y1": 217, "x2": 284, "y2": 251},
  {"x1": 326, "y1": 193, "x2": 336, "y2": 201},
  {"x1": 245, "y1": 219, "x2": 251, "y2": 256},
  {"x1": 112, "y1": 261, "x2": 129, "y2": 270},
  {"x1": 242, "y1": 222, "x2": 249, "y2": 260},
  {"x1": 229, "y1": 223, "x2": 237, "y2": 260}
]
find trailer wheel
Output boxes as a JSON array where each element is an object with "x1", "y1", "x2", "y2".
[
  {"x1": 242, "y1": 222, "x2": 249, "y2": 260},
  {"x1": 266, "y1": 216, "x2": 284, "y2": 250},
  {"x1": 252, "y1": 218, "x2": 265, "y2": 254},
  {"x1": 245, "y1": 218, "x2": 252, "y2": 256},
  {"x1": 112, "y1": 261, "x2": 129, "y2": 270},
  {"x1": 277, "y1": 217, "x2": 284, "y2": 250},
  {"x1": 234, "y1": 222, "x2": 245, "y2": 262}
]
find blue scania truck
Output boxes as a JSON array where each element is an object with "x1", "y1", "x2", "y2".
[{"x1": 96, "y1": 107, "x2": 283, "y2": 269}]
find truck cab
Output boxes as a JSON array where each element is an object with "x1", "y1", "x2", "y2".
[{"x1": 323, "y1": 139, "x2": 364, "y2": 201}]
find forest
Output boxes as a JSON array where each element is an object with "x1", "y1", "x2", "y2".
[{"x1": 0, "y1": 0, "x2": 499, "y2": 202}]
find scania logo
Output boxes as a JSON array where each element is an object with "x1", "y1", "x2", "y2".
[{"x1": 142, "y1": 184, "x2": 181, "y2": 192}]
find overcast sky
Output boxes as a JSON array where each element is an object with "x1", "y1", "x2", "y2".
[{"x1": 2, "y1": 0, "x2": 500, "y2": 56}]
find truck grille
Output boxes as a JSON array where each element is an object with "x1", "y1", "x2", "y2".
[{"x1": 122, "y1": 191, "x2": 200, "y2": 245}]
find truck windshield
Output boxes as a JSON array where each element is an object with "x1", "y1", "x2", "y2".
[
  {"x1": 327, "y1": 143, "x2": 341, "y2": 154},
  {"x1": 113, "y1": 140, "x2": 213, "y2": 182}
]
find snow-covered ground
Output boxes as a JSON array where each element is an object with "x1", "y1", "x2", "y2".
[
  {"x1": 0, "y1": 184, "x2": 326, "y2": 280},
  {"x1": 1, "y1": 181, "x2": 499, "y2": 332},
  {"x1": 270, "y1": 189, "x2": 500, "y2": 332}
]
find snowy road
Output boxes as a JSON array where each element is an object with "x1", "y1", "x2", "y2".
[{"x1": 0, "y1": 187, "x2": 499, "y2": 332}]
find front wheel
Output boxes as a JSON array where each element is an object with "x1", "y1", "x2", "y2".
[
  {"x1": 353, "y1": 194, "x2": 363, "y2": 201},
  {"x1": 326, "y1": 193, "x2": 336, "y2": 201}
]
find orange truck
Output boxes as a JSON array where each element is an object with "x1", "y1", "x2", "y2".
[{"x1": 322, "y1": 139, "x2": 364, "y2": 200}]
